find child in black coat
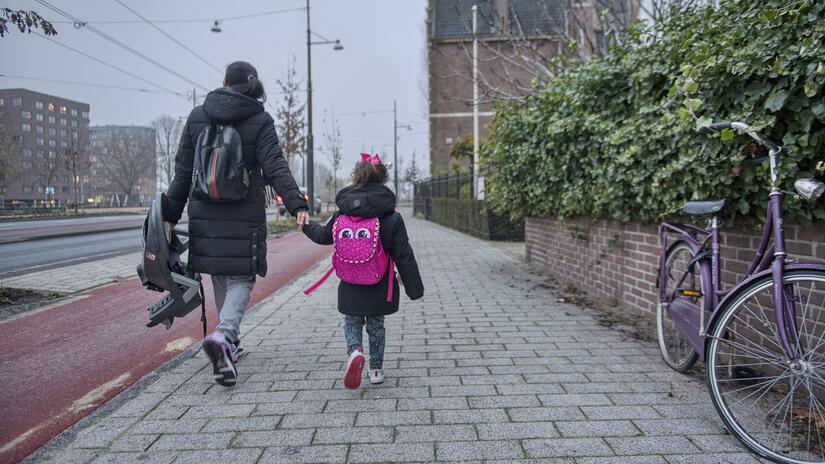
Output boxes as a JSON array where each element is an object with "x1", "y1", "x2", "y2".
[{"x1": 302, "y1": 155, "x2": 423, "y2": 389}]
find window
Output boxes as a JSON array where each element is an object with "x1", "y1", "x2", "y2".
[
  {"x1": 48, "y1": 103, "x2": 55, "y2": 111},
  {"x1": 21, "y1": 123, "x2": 31, "y2": 132},
  {"x1": 71, "y1": 120, "x2": 78, "y2": 128},
  {"x1": 60, "y1": 129, "x2": 67, "y2": 137},
  {"x1": 22, "y1": 160, "x2": 32, "y2": 169},
  {"x1": 48, "y1": 150, "x2": 55, "y2": 158},
  {"x1": 60, "y1": 105, "x2": 67, "y2": 114},
  {"x1": 21, "y1": 110, "x2": 31, "y2": 119},
  {"x1": 62, "y1": 186, "x2": 70, "y2": 193},
  {"x1": 60, "y1": 118, "x2": 67, "y2": 126},
  {"x1": 11, "y1": 97, "x2": 22, "y2": 106},
  {"x1": 48, "y1": 115, "x2": 55, "y2": 124},
  {"x1": 0, "y1": 97, "x2": 4, "y2": 106},
  {"x1": 35, "y1": 101, "x2": 44, "y2": 110},
  {"x1": 61, "y1": 141, "x2": 68, "y2": 148},
  {"x1": 72, "y1": 131, "x2": 79, "y2": 139},
  {"x1": 14, "y1": 135, "x2": 24, "y2": 143},
  {"x1": 37, "y1": 149, "x2": 45, "y2": 158},
  {"x1": 48, "y1": 127, "x2": 56, "y2": 136},
  {"x1": 36, "y1": 126, "x2": 44, "y2": 134},
  {"x1": 35, "y1": 113, "x2": 43, "y2": 122},
  {"x1": 63, "y1": 175, "x2": 70, "y2": 183},
  {"x1": 48, "y1": 139, "x2": 56, "y2": 147},
  {"x1": 71, "y1": 109, "x2": 78, "y2": 117},
  {"x1": 23, "y1": 185, "x2": 33, "y2": 194},
  {"x1": 81, "y1": 111, "x2": 89, "y2": 118},
  {"x1": 22, "y1": 148, "x2": 32, "y2": 157}
]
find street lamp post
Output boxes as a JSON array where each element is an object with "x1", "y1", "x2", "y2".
[
  {"x1": 305, "y1": 0, "x2": 343, "y2": 215},
  {"x1": 392, "y1": 101, "x2": 412, "y2": 198}
]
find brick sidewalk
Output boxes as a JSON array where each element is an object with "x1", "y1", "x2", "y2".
[
  {"x1": 2, "y1": 253, "x2": 139, "y2": 293},
  {"x1": 33, "y1": 214, "x2": 762, "y2": 463}
]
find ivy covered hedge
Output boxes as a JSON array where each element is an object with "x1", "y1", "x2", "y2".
[{"x1": 484, "y1": 0, "x2": 825, "y2": 223}]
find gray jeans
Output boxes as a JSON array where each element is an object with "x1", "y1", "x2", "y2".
[{"x1": 211, "y1": 275, "x2": 255, "y2": 342}]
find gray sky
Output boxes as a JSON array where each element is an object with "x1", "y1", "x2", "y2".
[{"x1": 0, "y1": 0, "x2": 430, "y2": 176}]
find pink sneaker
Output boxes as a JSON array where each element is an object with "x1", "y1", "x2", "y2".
[{"x1": 344, "y1": 348, "x2": 365, "y2": 390}]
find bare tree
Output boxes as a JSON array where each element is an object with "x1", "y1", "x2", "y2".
[
  {"x1": 41, "y1": 148, "x2": 66, "y2": 203},
  {"x1": 0, "y1": 120, "x2": 18, "y2": 191},
  {"x1": 95, "y1": 135, "x2": 154, "y2": 205},
  {"x1": 274, "y1": 55, "x2": 306, "y2": 176},
  {"x1": 431, "y1": 0, "x2": 645, "y2": 105},
  {"x1": 322, "y1": 109, "x2": 343, "y2": 195},
  {"x1": 151, "y1": 114, "x2": 182, "y2": 190}
]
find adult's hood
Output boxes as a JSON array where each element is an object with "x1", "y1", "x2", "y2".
[
  {"x1": 335, "y1": 183, "x2": 396, "y2": 218},
  {"x1": 201, "y1": 88, "x2": 264, "y2": 123}
]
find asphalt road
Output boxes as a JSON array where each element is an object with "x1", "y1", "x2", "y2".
[
  {"x1": 0, "y1": 228, "x2": 143, "y2": 278},
  {"x1": 0, "y1": 232, "x2": 332, "y2": 463}
]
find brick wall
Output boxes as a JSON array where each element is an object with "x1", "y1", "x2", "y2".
[{"x1": 526, "y1": 217, "x2": 825, "y2": 317}]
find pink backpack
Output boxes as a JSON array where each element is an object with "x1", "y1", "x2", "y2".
[{"x1": 304, "y1": 214, "x2": 394, "y2": 301}]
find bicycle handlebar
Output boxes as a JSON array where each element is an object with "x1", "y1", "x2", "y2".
[{"x1": 698, "y1": 120, "x2": 781, "y2": 153}]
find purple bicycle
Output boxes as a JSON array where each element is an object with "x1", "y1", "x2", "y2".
[{"x1": 657, "y1": 121, "x2": 825, "y2": 463}]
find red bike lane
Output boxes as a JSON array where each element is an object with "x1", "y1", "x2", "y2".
[{"x1": 0, "y1": 231, "x2": 331, "y2": 463}]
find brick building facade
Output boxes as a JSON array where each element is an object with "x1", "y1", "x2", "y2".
[
  {"x1": 525, "y1": 217, "x2": 825, "y2": 318},
  {"x1": 426, "y1": 0, "x2": 636, "y2": 174},
  {"x1": 0, "y1": 89, "x2": 90, "y2": 207}
]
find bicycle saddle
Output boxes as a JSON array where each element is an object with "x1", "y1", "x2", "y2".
[{"x1": 683, "y1": 199, "x2": 728, "y2": 216}]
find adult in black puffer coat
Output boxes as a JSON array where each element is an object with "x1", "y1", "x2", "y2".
[
  {"x1": 164, "y1": 61, "x2": 308, "y2": 387},
  {"x1": 303, "y1": 156, "x2": 423, "y2": 389}
]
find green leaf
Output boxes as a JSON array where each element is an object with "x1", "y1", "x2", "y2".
[
  {"x1": 764, "y1": 89, "x2": 789, "y2": 112},
  {"x1": 720, "y1": 128, "x2": 736, "y2": 141},
  {"x1": 696, "y1": 116, "x2": 713, "y2": 130}
]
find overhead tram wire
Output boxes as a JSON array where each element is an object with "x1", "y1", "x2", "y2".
[
  {"x1": 49, "y1": 7, "x2": 306, "y2": 25},
  {"x1": 32, "y1": 31, "x2": 187, "y2": 100},
  {"x1": 0, "y1": 74, "x2": 187, "y2": 97},
  {"x1": 112, "y1": 0, "x2": 223, "y2": 75},
  {"x1": 34, "y1": 0, "x2": 211, "y2": 92}
]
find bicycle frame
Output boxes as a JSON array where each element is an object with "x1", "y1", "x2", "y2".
[{"x1": 658, "y1": 188, "x2": 811, "y2": 361}]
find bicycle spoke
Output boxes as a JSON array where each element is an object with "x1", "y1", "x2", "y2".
[{"x1": 711, "y1": 335, "x2": 783, "y2": 363}]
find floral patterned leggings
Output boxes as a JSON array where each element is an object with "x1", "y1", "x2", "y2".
[{"x1": 344, "y1": 315, "x2": 385, "y2": 369}]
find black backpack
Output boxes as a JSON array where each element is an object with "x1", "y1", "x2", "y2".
[{"x1": 190, "y1": 124, "x2": 249, "y2": 202}]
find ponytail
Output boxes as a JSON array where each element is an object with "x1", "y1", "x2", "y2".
[{"x1": 224, "y1": 61, "x2": 267, "y2": 102}]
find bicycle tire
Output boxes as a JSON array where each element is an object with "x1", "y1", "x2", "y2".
[
  {"x1": 706, "y1": 269, "x2": 825, "y2": 464},
  {"x1": 656, "y1": 240, "x2": 702, "y2": 372}
]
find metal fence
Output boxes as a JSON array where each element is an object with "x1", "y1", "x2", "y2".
[{"x1": 413, "y1": 172, "x2": 474, "y2": 219}]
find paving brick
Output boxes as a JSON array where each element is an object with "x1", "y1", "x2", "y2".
[
  {"x1": 395, "y1": 424, "x2": 477, "y2": 442},
  {"x1": 355, "y1": 410, "x2": 432, "y2": 426},
  {"x1": 605, "y1": 436, "x2": 701, "y2": 455},
  {"x1": 279, "y1": 412, "x2": 356, "y2": 428},
  {"x1": 150, "y1": 433, "x2": 231, "y2": 451},
  {"x1": 349, "y1": 443, "x2": 435, "y2": 463},
  {"x1": 509, "y1": 407, "x2": 586, "y2": 422},
  {"x1": 523, "y1": 438, "x2": 614, "y2": 458},
  {"x1": 432, "y1": 408, "x2": 509, "y2": 424},
  {"x1": 436, "y1": 440, "x2": 524, "y2": 461},
  {"x1": 232, "y1": 429, "x2": 314, "y2": 447},
  {"x1": 259, "y1": 445, "x2": 348, "y2": 464},
  {"x1": 174, "y1": 448, "x2": 264, "y2": 464},
  {"x1": 556, "y1": 420, "x2": 641, "y2": 437},
  {"x1": 313, "y1": 426, "x2": 393, "y2": 444},
  {"x1": 476, "y1": 422, "x2": 559, "y2": 440}
]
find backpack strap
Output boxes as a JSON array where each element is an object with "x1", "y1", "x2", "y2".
[
  {"x1": 386, "y1": 258, "x2": 394, "y2": 302},
  {"x1": 303, "y1": 265, "x2": 335, "y2": 296}
]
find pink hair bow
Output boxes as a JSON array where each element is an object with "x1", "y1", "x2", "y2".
[{"x1": 360, "y1": 153, "x2": 382, "y2": 166}]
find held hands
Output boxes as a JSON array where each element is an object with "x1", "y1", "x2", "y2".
[{"x1": 296, "y1": 211, "x2": 310, "y2": 228}]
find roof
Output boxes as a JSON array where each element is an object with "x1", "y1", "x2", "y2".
[{"x1": 431, "y1": 0, "x2": 566, "y2": 39}]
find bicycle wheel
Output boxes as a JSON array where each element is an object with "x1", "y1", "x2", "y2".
[
  {"x1": 656, "y1": 241, "x2": 702, "y2": 372},
  {"x1": 707, "y1": 270, "x2": 825, "y2": 463}
]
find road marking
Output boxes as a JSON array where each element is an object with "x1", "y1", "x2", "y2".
[
  {"x1": 163, "y1": 336, "x2": 197, "y2": 354},
  {"x1": 68, "y1": 373, "x2": 131, "y2": 413},
  {"x1": 0, "y1": 425, "x2": 42, "y2": 454}
]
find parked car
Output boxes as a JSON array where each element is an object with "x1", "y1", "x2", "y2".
[{"x1": 277, "y1": 188, "x2": 321, "y2": 216}]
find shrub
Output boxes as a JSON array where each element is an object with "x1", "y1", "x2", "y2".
[{"x1": 484, "y1": 0, "x2": 825, "y2": 224}]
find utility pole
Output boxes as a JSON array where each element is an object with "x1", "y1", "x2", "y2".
[
  {"x1": 306, "y1": 0, "x2": 315, "y2": 215},
  {"x1": 192, "y1": 87, "x2": 197, "y2": 108},
  {"x1": 472, "y1": 4, "x2": 480, "y2": 199},
  {"x1": 393, "y1": 100, "x2": 398, "y2": 194}
]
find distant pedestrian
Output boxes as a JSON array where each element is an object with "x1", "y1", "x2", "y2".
[
  {"x1": 302, "y1": 154, "x2": 424, "y2": 389},
  {"x1": 164, "y1": 61, "x2": 309, "y2": 386}
]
